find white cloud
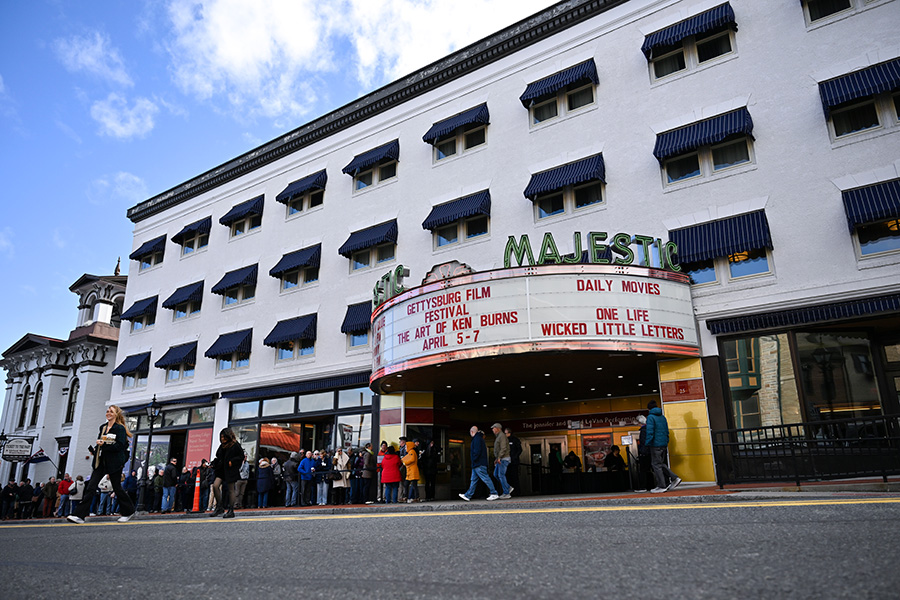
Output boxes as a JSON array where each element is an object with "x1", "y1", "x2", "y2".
[
  {"x1": 91, "y1": 93, "x2": 159, "y2": 138},
  {"x1": 87, "y1": 172, "x2": 149, "y2": 206},
  {"x1": 0, "y1": 227, "x2": 14, "y2": 259},
  {"x1": 162, "y1": 0, "x2": 548, "y2": 124},
  {"x1": 54, "y1": 32, "x2": 134, "y2": 87}
]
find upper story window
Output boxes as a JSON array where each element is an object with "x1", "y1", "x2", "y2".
[
  {"x1": 264, "y1": 314, "x2": 317, "y2": 362},
  {"x1": 653, "y1": 108, "x2": 755, "y2": 186},
  {"x1": 65, "y1": 379, "x2": 79, "y2": 424},
  {"x1": 841, "y1": 178, "x2": 900, "y2": 258},
  {"x1": 423, "y1": 104, "x2": 489, "y2": 162},
  {"x1": 162, "y1": 281, "x2": 203, "y2": 320},
  {"x1": 276, "y1": 170, "x2": 327, "y2": 217},
  {"x1": 339, "y1": 220, "x2": 398, "y2": 273},
  {"x1": 803, "y1": 0, "x2": 853, "y2": 24},
  {"x1": 669, "y1": 210, "x2": 774, "y2": 286},
  {"x1": 129, "y1": 235, "x2": 166, "y2": 271},
  {"x1": 154, "y1": 342, "x2": 198, "y2": 383},
  {"x1": 171, "y1": 217, "x2": 211, "y2": 256},
  {"x1": 211, "y1": 265, "x2": 258, "y2": 308},
  {"x1": 28, "y1": 383, "x2": 42, "y2": 428},
  {"x1": 269, "y1": 244, "x2": 322, "y2": 292},
  {"x1": 219, "y1": 195, "x2": 264, "y2": 238},
  {"x1": 520, "y1": 59, "x2": 598, "y2": 126},
  {"x1": 342, "y1": 302, "x2": 372, "y2": 350},
  {"x1": 17, "y1": 385, "x2": 30, "y2": 429},
  {"x1": 111, "y1": 352, "x2": 151, "y2": 390},
  {"x1": 523, "y1": 154, "x2": 605, "y2": 221},
  {"x1": 818, "y1": 58, "x2": 900, "y2": 142},
  {"x1": 120, "y1": 296, "x2": 158, "y2": 333},
  {"x1": 422, "y1": 190, "x2": 491, "y2": 249},
  {"x1": 342, "y1": 140, "x2": 400, "y2": 192},
  {"x1": 205, "y1": 329, "x2": 252, "y2": 373},
  {"x1": 642, "y1": 3, "x2": 737, "y2": 81}
]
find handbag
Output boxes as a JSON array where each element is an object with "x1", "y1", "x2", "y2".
[{"x1": 330, "y1": 471, "x2": 342, "y2": 481}]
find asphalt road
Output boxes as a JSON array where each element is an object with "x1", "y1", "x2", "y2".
[{"x1": 1, "y1": 497, "x2": 899, "y2": 599}]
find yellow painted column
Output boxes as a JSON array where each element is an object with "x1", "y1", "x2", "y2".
[
  {"x1": 657, "y1": 358, "x2": 715, "y2": 482},
  {"x1": 379, "y1": 393, "x2": 404, "y2": 449}
]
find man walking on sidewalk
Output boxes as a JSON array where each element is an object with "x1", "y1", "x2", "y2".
[
  {"x1": 459, "y1": 426, "x2": 499, "y2": 502},
  {"x1": 646, "y1": 400, "x2": 681, "y2": 493},
  {"x1": 491, "y1": 423, "x2": 513, "y2": 499}
]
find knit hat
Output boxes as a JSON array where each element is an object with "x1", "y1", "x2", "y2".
[{"x1": 259, "y1": 458, "x2": 270, "y2": 467}]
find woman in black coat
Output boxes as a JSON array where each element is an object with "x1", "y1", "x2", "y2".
[
  {"x1": 67, "y1": 405, "x2": 135, "y2": 524},
  {"x1": 210, "y1": 428, "x2": 244, "y2": 518}
]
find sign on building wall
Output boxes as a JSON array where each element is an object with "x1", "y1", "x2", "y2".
[
  {"x1": 1, "y1": 438, "x2": 34, "y2": 462},
  {"x1": 372, "y1": 265, "x2": 698, "y2": 380}
]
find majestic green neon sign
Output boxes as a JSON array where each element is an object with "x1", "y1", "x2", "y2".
[
  {"x1": 373, "y1": 265, "x2": 410, "y2": 308},
  {"x1": 504, "y1": 231, "x2": 680, "y2": 271}
]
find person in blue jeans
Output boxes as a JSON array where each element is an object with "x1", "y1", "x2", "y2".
[
  {"x1": 491, "y1": 423, "x2": 513, "y2": 498},
  {"x1": 645, "y1": 400, "x2": 682, "y2": 493},
  {"x1": 162, "y1": 457, "x2": 179, "y2": 513},
  {"x1": 459, "y1": 426, "x2": 499, "y2": 501}
]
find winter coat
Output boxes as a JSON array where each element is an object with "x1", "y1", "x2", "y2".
[
  {"x1": 332, "y1": 452, "x2": 350, "y2": 488},
  {"x1": 213, "y1": 442, "x2": 244, "y2": 483},
  {"x1": 401, "y1": 443, "x2": 420, "y2": 481},
  {"x1": 360, "y1": 450, "x2": 375, "y2": 479},
  {"x1": 645, "y1": 407, "x2": 670, "y2": 447},
  {"x1": 508, "y1": 435, "x2": 523, "y2": 465},
  {"x1": 313, "y1": 456, "x2": 332, "y2": 484},
  {"x1": 494, "y1": 430, "x2": 510, "y2": 460},
  {"x1": 68, "y1": 480, "x2": 84, "y2": 501},
  {"x1": 256, "y1": 464, "x2": 274, "y2": 493},
  {"x1": 422, "y1": 444, "x2": 438, "y2": 476},
  {"x1": 58, "y1": 479, "x2": 72, "y2": 495},
  {"x1": 380, "y1": 453, "x2": 402, "y2": 484},
  {"x1": 470, "y1": 431, "x2": 489, "y2": 469},
  {"x1": 163, "y1": 463, "x2": 179, "y2": 487},
  {"x1": 92, "y1": 422, "x2": 131, "y2": 472},
  {"x1": 43, "y1": 482, "x2": 58, "y2": 500},
  {"x1": 298, "y1": 457, "x2": 315, "y2": 481},
  {"x1": 604, "y1": 452, "x2": 626, "y2": 472},
  {"x1": 283, "y1": 456, "x2": 299, "y2": 482}
]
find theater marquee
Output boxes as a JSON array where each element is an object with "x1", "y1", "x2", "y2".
[{"x1": 371, "y1": 264, "x2": 699, "y2": 381}]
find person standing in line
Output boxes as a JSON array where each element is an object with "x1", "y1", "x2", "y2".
[
  {"x1": 376, "y1": 441, "x2": 388, "y2": 503},
  {"x1": 123, "y1": 470, "x2": 138, "y2": 507},
  {"x1": 314, "y1": 450, "x2": 331, "y2": 506},
  {"x1": 152, "y1": 466, "x2": 164, "y2": 512},
  {"x1": 67, "y1": 405, "x2": 136, "y2": 524},
  {"x1": 17, "y1": 480, "x2": 34, "y2": 519},
  {"x1": 195, "y1": 459, "x2": 211, "y2": 513},
  {"x1": 161, "y1": 457, "x2": 179, "y2": 513},
  {"x1": 256, "y1": 458, "x2": 273, "y2": 508},
  {"x1": 397, "y1": 436, "x2": 408, "y2": 502},
  {"x1": 646, "y1": 401, "x2": 682, "y2": 493},
  {"x1": 491, "y1": 423, "x2": 514, "y2": 499},
  {"x1": 1, "y1": 479, "x2": 17, "y2": 520},
  {"x1": 56, "y1": 474, "x2": 73, "y2": 517},
  {"x1": 422, "y1": 439, "x2": 439, "y2": 501},
  {"x1": 298, "y1": 450, "x2": 314, "y2": 507},
  {"x1": 504, "y1": 427, "x2": 522, "y2": 496},
  {"x1": 270, "y1": 457, "x2": 283, "y2": 505},
  {"x1": 402, "y1": 440, "x2": 420, "y2": 503},
  {"x1": 283, "y1": 452, "x2": 300, "y2": 507},
  {"x1": 67, "y1": 475, "x2": 84, "y2": 515},
  {"x1": 41, "y1": 476, "x2": 58, "y2": 518},
  {"x1": 209, "y1": 428, "x2": 244, "y2": 518},
  {"x1": 360, "y1": 442, "x2": 375, "y2": 504},
  {"x1": 380, "y1": 446, "x2": 401, "y2": 504},
  {"x1": 332, "y1": 448, "x2": 350, "y2": 505},
  {"x1": 459, "y1": 426, "x2": 499, "y2": 502},
  {"x1": 234, "y1": 453, "x2": 250, "y2": 509}
]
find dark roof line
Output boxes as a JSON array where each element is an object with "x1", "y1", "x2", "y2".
[{"x1": 126, "y1": 0, "x2": 627, "y2": 223}]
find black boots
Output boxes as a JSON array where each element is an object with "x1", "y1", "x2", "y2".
[
  {"x1": 222, "y1": 508, "x2": 235, "y2": 519},
  {"x1": 209, "y1": 507, "x2": 223, "y2": 517}
]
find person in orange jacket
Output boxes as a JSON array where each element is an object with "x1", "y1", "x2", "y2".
[{"x1": 401, "y1": 441, "x2": 420, "y2": 503}]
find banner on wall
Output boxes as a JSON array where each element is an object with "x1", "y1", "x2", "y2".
[
  {"x1": 185, "y1": 428, "x2": 215, "y2": 469},
  {"x1": 582, "y1": 434, "x2": 612, "y2": 471},
  {"x1": 133, "y1": 435, "x2": 171, "y2": 479}
]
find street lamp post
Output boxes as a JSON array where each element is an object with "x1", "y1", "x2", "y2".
[{"x1": 135, "y1": 395, "x2": 161, "y2": 513}]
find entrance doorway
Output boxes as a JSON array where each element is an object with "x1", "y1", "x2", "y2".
[{"x1": 522, "y1": 436, "x2": 567, "y2": 495}]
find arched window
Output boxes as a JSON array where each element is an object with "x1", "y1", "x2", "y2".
[
  {"x1": 29, "y1": 382, "x2": 43, "y2": 428},
  {"x1": 111, "y1": 297, "x2": 124, "y2": 328},
  {"x1": 65, "y1": 379, "x2": 79, "y2": 424},
  {"x1": 17, "y1": 385, "x2": 30, "y2": 428}
]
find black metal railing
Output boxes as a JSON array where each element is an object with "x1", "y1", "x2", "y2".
[{"x1": 712, "y1": 414, "x2": 900, "y2": 487}]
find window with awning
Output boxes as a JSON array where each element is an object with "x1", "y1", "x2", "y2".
[
  {"x1": 641, "y1": 3, "x2": 737, "y2": 80},
  {"x1": 842, "y1": 179, "x2": 900, "y2": 257},
  {"x1": 211, "y1": 265, "x2": 257, "y2": 306},
  {"x1": 276, "y1": 170, "x2": 327, "y2": 215},
  {"x1": 220, "y1": 195, "x2": 264, "y2": 236},
  {"x1": 338, "y1": 220, "x2": 398, "y2": 272},
  {"x1": 520, "y1": 59, "x2": 598, "y2": 126},
  {"x1": 171, "y1": 217, "x2": 211, "y2": 254},
  {"x1": 342, "y1": 140, "x2": 400, "y2": 191},
  {"x1": 342, "y1": 302, "x2": 373, "y2": 348},
  {"x1": 112, "y1": 352, "x2": 151, "y2": 376},
  {"x1": 264, "y1": 314, "x2": 317, "y2": 361},
  {"x1": 129, "y1": 235, "x2": 166, "y2": 270}
]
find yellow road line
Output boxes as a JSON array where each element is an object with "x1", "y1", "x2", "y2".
[{"x1": 3, "y1": 497, "x2": 899, "y2": 529}]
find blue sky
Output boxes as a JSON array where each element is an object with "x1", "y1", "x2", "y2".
[{"x1": 0, "y1": 0, "x2": 550, "y2": 385}]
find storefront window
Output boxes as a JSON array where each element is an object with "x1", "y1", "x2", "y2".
[
  {"x1": 126, "y1": 415, "x2": 139, "y2": 432},
  {"x1": 231, "y1": 400, "x2": 260, "y2": 420},
  {"x1": 234, "y1": 424, "x2": 258, "y2": 464},
  {"x1": 259, "y1": 422, "x2": 302, "y2": 462},
  {"x1": 298, "y1": 392, "x2": 333, "y2": 413},
  {"x1": 262, "y1": 396, "x2": 295, "y2": 417},
  {"x1": 722, "y1": 333, "x2": 801, "y2": 429},
  {"x1": 190, "y1": 406, "x2": 215, "y2": 424},
  {"x1": 796, "y1": 332, "x2": 882, "y2": 420},
  {"x1": 338, "y1": 387, "x2": 374, "y2": 409},
  {"x1": 162, "y1": 409, "x2": 189, "y2": 428},
  {"x1": 335, "y1": 413, "x2": 371, "y2": 450}
]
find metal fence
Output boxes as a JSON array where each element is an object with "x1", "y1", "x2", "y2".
[{"x1": 712, "y1": 414, "x2": 900, "y2": 487}]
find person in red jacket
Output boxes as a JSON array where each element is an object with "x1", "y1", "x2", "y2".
[{"x1": 380, "y1": 446, "x2": 402, "y2": 504}]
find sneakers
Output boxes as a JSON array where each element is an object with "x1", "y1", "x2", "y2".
[
  {"x1": 650, "y1": 487, "x2": 667, "y2": 493},
  {"x1": 458, "y1": 493, "x2": 471, "y2": 502},
  {"x1": 66, "y1": 515, "x2": 85, "y2": 524},
  {"x1": 499, "y1": 494, "x2": 511, "y2": 499},
  {"x1": 407, "y1": 498, "x2": 414, "y2": 504},
  {"x1": 508, "y1": 486, "x2": 514, "y2": 496},
  {"x1": 117, "y1": 514, "x2": 134, "y2": 523},
  {"x1": 486, "y1": 494, "x2": 500, "y2": 501},
  {"x1": 89, "y1": 513, "x2": 97, "y2": 517},
  {"x1": 666, "y1": 477, "x2": 682, "y2": 492}
]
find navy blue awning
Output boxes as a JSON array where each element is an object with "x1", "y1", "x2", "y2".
[
  {"x1": 708, "y1": 293, "x2": 900, "y2": 335},
  {"x1": 842, "y1": 179, "x2": 900, "y2": 231},
  {"x1": 263, "y1": 314, "x2": 318, "y2": 347},
  {"x1": 162, "y1": 281, "x2": 204, "y2": 309},
  {"x1": 338, "y1": 220, "x2": 398, "y2": 257},
  {"x1": 154, "y1": 342, "x2": 198, "y2": 368},
  {"x1": 128, "y1": 235, "x2": 166, "y2": 260},
  {"x1": 653, "y1": 108, "x2": 753, "y2": 161},
  {"x1": 342, "y1": 140, "x2": 400, "y2": 175},
  {"x1": 268, "y1": 245, "x2": 322, "y2": 277},
  {"x1": 819, "y1": 58, "x2": 900, "y2": 117},
  {"x1": 341, "y1": 302, "x2": 373, "y2": 334},
  {"x1": 519, "y1": 59, "x2": 599, "y2": 107},
  {"x1": 211, "y1": 265, "x2": 258, "y2": 295},
  {"x1": 219, "y1": 195, "x2": 264, "y2": 226},
  {"x1": 641, "y1": 3, "x2": 736, "y2": 59},
  {"x1": 205, "y1": 329, "x2": 252, "y2": 358},
  {"x1": 124, "y1": 394, "x2": 217, "y2": 414},
  {"x1": 171, "y1": 217, "x2": 211, "y2": 245},
  {"x1": 222, "y1": 372, "x2": 370, "y2": 400},
  {"x1": 422, "y1": 191, "x2": 491, "y2": 230},
  {"x1": 422, "y1": 104, "x2": 490, "y2": 144},
  {"x1": 669, "y1": 210, "x2": 772, "y2": 264},
  {"x1": 120, "y1": 296, "x2": 158, "y2": 321},
  {"x1": 523, "y1": 154, "x2": 605, "y2": 199},
  {"x1": 275, "y1": 170, "x2": 328, "y2": 204},
  {"x1": 112, "y1": 352, "x2": 151, "y2": 376}
]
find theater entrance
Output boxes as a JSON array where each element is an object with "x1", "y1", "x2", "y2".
[{"x1": 521, "y1": 436, "x2": 567, "y2": 495}]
